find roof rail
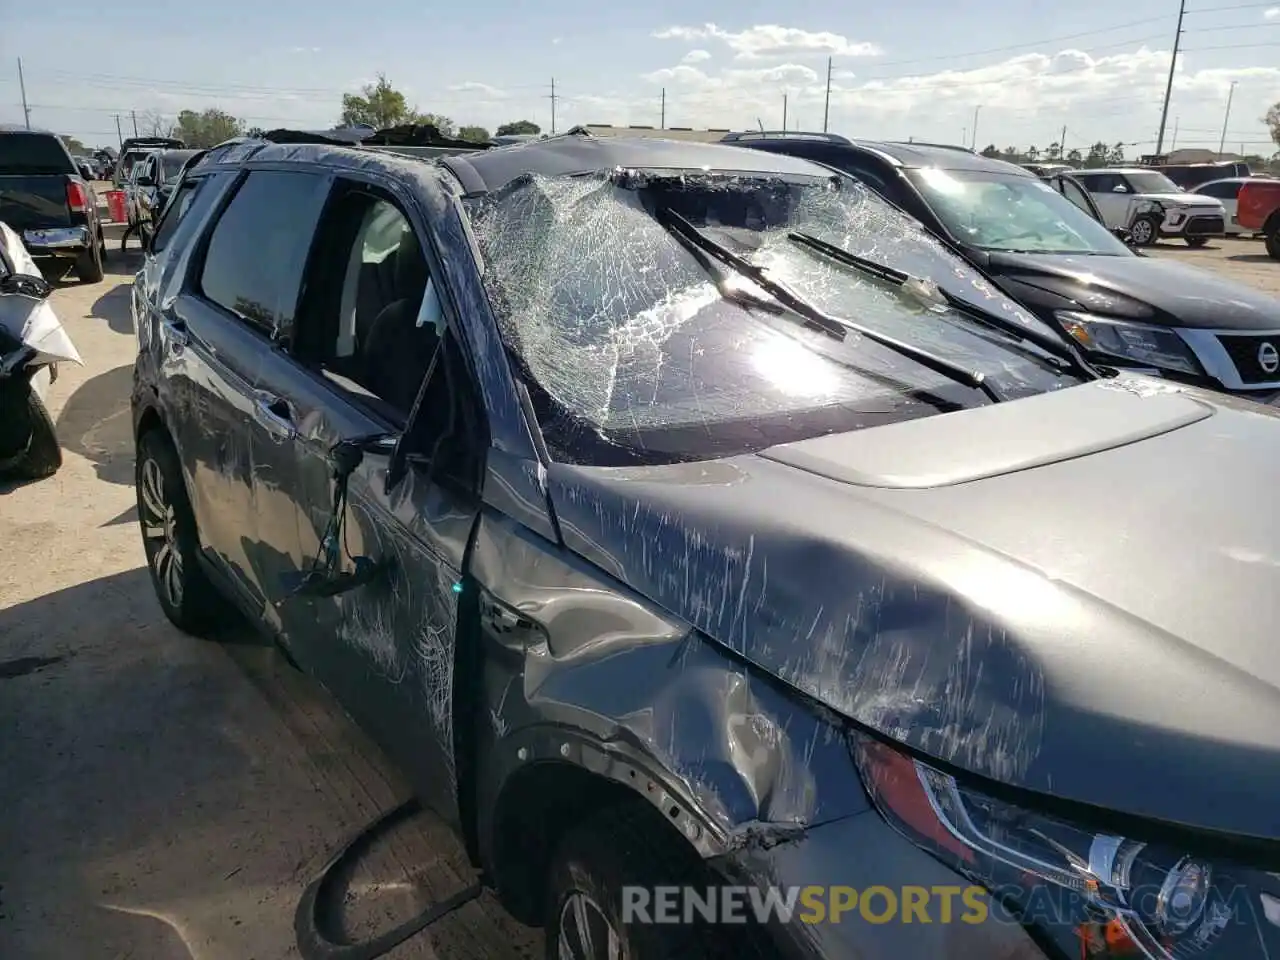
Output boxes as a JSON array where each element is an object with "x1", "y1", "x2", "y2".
[
  {"x1": 720, "y1": 130, "x2": 853, "y2": 145},
  {"x1": 359, "y1": 123, "x2": 492, "y2": 150},
  {"x1": 888, "y1": 140, "x2": 975, "y2": 153}
]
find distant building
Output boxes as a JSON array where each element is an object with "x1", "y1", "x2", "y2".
[
  {"x1": 578, "y1": 125, "x2": 731, "y2": 143},
  {"x1": 1164, "y1": 148, "x2": 1245, "y2": 163}
]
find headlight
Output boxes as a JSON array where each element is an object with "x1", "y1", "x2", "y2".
[
  {"x1": 1056, "y1": 311, "x2": 1200, "y2": 375},
  {"x1": 853, "y1": 734, "x2": 1280, "y2": 959}
]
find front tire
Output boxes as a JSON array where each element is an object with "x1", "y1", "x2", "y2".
[
  {"x1": 0, "y1": 380, "x2": 62, "y2": 480},
  {"x1": 545, "y1": 802, "x2": 740, "y2": 960},
  {"x1": 1266, "y1": 225, "x2": 1280, "y2": 261},
  {"x1": 1129, "y1": 216, "x2": 1159, "y2": 247},
  {"x1": 135, "y1": 429, "x2": 230, "y2": 635},
  {"x1": 1185, "y1": 236, "x2": 1209, "y2": 248}
]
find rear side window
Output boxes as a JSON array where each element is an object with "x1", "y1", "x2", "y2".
[
  {"x1": 199, "y1": 170, "x2": 328, "y2": 336},
  {"x1": 1197, "y1": 181, "x2": 1241, "y2": 200},
  {"x1": 0, "y1": 133, "x2": 76, "y2": 174},
  {"x1": 151, "y1": 173, "x2": 226, "y2": 254}
]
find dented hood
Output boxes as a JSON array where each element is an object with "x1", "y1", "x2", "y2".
[{"x1": 546, "y1": 376, "x2": 1280, "y2": 840}]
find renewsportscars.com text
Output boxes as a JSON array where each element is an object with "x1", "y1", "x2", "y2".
[{"x1": 623, "y1": 885, "x2": 990, "y2": 925}]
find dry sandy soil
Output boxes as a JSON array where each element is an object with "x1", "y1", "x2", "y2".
[
  {"x1": 0, "y1": 252, "x2": 541, "y2": 960},
  {"x1": 1, "y1": 235, "x2": 1276, "y2": 959}
]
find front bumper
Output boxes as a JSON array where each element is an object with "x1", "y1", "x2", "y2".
[
  {"x1": 1159, "y1": 211, "x2": 1226, "y2": 238},
  {"x1": 22, "y1": 226, "x2": 90, "y2": 256},
  {"x1": 718, "y1": 813, "x2": 1048, "y2": 960}
]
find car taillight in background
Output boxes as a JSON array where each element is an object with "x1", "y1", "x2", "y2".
[{"x1": 66, "y1": 181, "x2": 89, "y2": 214}]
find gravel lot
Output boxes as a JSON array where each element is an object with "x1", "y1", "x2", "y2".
[
  {"x1": 0, "y1": 235, "x2": 1275, "y2": 959},
  {"x1": 0, "y1": 253, "x2": 540, "y2": 960}
]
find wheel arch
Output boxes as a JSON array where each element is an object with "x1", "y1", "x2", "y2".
[{"x1": 482, "y1": 750, "x2": 717, "y2": 926}]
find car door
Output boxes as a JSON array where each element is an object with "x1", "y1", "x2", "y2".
[
  {"x1": 1050, "y1": 173, "x2": 1107, "y2": 224},
  {"x1": 1198, "y1": 181, "x2": 1242, "y2": 232},
  {"x1": 1079, "y1": 173, "x2": 1130, "y2": 228},
  {"x1": 251, "y1": 177, "x2": 484, "y2": 821},
  {"x1": 161, "y1": 167, "x2": 331, "y2": 617}
]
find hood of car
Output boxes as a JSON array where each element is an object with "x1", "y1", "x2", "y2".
[
  {"x1": 1141, "y1": 192, "x2": 1223, "y2": 208},
  {"x1": 986, "y1": 249, "x2": 1280, "y2": 330},
  {"x1": 547, "y1": 377, "x2": 1280, "y2": 841}
]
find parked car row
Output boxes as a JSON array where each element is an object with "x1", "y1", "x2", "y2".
[{"x1": 125, "y1": 125, "x2": 1280, "y2": 960}]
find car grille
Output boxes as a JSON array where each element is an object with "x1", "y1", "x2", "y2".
[
  {"x1": 1184, "y1": 214, "x2": 1225, "y2": 235},
  {"x1": 1217, "y1": 333, "x2": 1280, "y2": 384}
]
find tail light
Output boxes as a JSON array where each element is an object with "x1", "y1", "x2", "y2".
[{"x1": 66, "y1": 180, "x2": 89, "y2": 213}]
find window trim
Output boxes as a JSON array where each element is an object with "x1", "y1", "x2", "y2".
[
  {"x1": 190, "y1": 165, "x2": 333, "y2": 340},
  {"x1": 291, "y1": 170, "x2": 489, "y2": 483},
  {"x1": 149, "y1": 174, "x2": 206, "y2": 254}
]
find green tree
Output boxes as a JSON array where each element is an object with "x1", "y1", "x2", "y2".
[
  {"x1": 341, "y1": 74, "x2": 412, "y2": 128},
  {"x1": 174, "y1": 108, "x2": 244, "y2": 147},
  {"x1": 1002, "y1": 146, "x2": 1019, "y2": 161},
  {"x1": 1108, "y1": 142, "x2": 1126, "y2": 164},
  {"x1": 980, "y1": 144, "x2": 1000, "y2": 158},
  {"x1": 245, "y1": 126, "x2": 267, "y2": 138},
  {"x1": 495, "y1": 119, "x2": 541, "y2": 137},
  {"x1": 1025, "y1": 145, "x2": 1040, "y2": 161},
  {"x1": 457, "y1": 124, "x2": 491, "y2": 143},
  {"x1": 412, "y1": 113, "x2": 456, "y2": 137},
  {"x1": 1266, "y1": 101, "x2": 1280, "y2": 150},
  {"x1": 1046, "y1": 142, "x2": 1062, "y2": 161},
  {"x1": 1085, "y1": 141, "x2": 1110, "y2": 168},
  {"x1": 1066, "y1": 147, "x2": 1083, "y2": 165}
]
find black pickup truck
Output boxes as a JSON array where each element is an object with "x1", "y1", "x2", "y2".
[{"x1": 0, "y1": 125, "x2": 106, "y2": 283}]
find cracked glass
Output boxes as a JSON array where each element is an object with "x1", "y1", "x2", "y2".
[{"x1": 468, "y1": 171, "x2": 1086, "y2": 465}]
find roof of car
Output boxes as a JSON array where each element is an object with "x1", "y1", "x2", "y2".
[
  {"x1": 1192, "y1": 177, "x2": 1252, "y2": 187},
  {"x1": 847, "y1": 140, "x2": 1033, "y2": 174},
  {"x1": 442, "y1": 131, "x2": 832, "y2": 195},
  {"x1": 0, "y1": 123, "x2": 59, "y2": 136}
]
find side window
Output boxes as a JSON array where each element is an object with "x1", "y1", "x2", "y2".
[
  {"x1": 1058, "y1": 177, "x2": 1097, "y2": 217},
  {"x1": 292, "y1": 187, "x2": 440, "y2": 422},
  {"x1": 151, "y1": 173, "x2": 222, "y2": 254},
  {"x1": 199, "y1": 170, "x2": 328, "y2": 336}
]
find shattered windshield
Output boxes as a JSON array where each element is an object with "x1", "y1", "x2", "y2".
[
  {"x1": 467, "y1": 171, "x2": 1085, "y2": 466},
  {"x1": 909, "y1": 167, "x2": 1130, "y2": 255}
]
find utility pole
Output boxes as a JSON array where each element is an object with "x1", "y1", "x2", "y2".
[
  {"x1": 17, "y1": 58, "x2": 31, "y2": 129},
  {"x1": 782, "y1": 93, "x2": 788, "y2": 131},
  {"x1": 548, "y1": 78, "x2": 558, "y2": 135},
  {"x1": 114, "y1": 114, "x2": 123, "y2": 149},
  {"x1": 1155, "y1": 0, "x2": 1187, "y2": 157},
  {"x1": 1171, "y1": 115, "x2": 1180, "y2": 150},
  {"x1": 823, "y1": 57, "x2": 832, "y2": 133},
  {"x1": 660, "y1": 88, "x2": 665, "y2": 129},
  {"x1": 1060, "y1": 125, "x2": 1067, "y2": 160},
  {"x1": 1218, "y1": 80, "x2": 1237, "y2": 156},
  {"x1": 971, "y1": 105, "x2": 982, "y2": 150},
  {"x1": 131, "y1": 109, "x2": 139, "y2": 137}
]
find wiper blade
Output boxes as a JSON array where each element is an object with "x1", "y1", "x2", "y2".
[
  {"x1": 787, "y1": 231, "x2": 1095, "y2": 378},
  {"x1": 655, "y1": 207, "x2": 1004, "y2": 403}
]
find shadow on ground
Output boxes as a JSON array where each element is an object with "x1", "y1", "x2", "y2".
[
  {"x1": 92, "y1": 281, "x2": 135, "y2": 335},
  {"x1": 55, "y1": 363, "x2": 134, "y2": 485},
  {"x1": 1227, "y1": 253, "x2": 1277, "y2": 264}
]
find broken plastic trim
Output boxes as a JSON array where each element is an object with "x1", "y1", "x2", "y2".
[
  {"x1": 655, "y1": 204, "x2": 1005, "y2": 403},
  {"x1": 294, "y1": 797, "x2": 484, "y2": 960}
]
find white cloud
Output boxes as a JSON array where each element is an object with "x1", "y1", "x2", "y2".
[
  {"x1": 287, "y1": 46, "x2": 321, "y2": 54},
  {"x1": 1264, "y1": 7, "x2": 1278, "y2": 18},
  {"x1": 552, "y1": 37, "x2": 563, "y2": 45},
  {"x1": 569, "y1": 42, "x2": 1280, "y2": 154},
  {"x1": 654, "y1": 23, "x2": 880, "y2": 60},
  {"x1": 682, "y1": 49, "x2": 712, "y2": 64},
  {"x1": 446, "y1": 81, "x2": 507, "y2": 98}
]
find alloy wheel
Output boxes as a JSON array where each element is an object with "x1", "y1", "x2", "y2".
[
  {"x1": 1130, "y1": 219, "x2": 1155, "y2": 245},
  {"x1": 139, "y1": 455, "x2": 184, "y2": 609},
  {"x1": 557, "y1": 892, "x2": 623, "y2": 960}
]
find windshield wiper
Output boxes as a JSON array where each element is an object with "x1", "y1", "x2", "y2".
[
  {"x1": 787, "y1": 231, "x2": 1095, "y2": 379},
  {"x1": 655, "y1": 207, "x2": 1005, "y2": 403}
]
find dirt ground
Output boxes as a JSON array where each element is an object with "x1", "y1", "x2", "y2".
[
  {"x1": 1, "y1": 235, "x2": 1276, "y2": 960},
  {"x1": 0, "y1": 252, "x2": 541, "y2": 959}
]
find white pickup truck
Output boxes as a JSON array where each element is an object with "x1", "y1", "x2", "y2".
[{"x1": 1070, "y1": 167, "x2": 1227, "y2": 246}]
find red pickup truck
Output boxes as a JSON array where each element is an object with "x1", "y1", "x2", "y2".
[{"x1": 1237, "y1": 178, "x2": 1280, "y2": 259}]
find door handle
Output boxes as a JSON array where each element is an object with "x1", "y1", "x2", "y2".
[{"x1": 253, "y1": 390, "x2": 297, "y2": 441}]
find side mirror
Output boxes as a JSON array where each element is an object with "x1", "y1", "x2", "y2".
[
  {"x1": 0, "y1": 273, "x2": 55, "y2": 300},
  {"x1": 1111, "y1": 185, "x2": 1127, "y2": 193}
]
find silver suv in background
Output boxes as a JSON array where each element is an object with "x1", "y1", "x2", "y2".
[{"x1": 1071, "y1": 167, "x2": 1226, "y2": 246}]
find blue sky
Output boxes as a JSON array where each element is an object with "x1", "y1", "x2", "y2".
[{"x1": 4, "y1": 0, "x2": 1279, "y2": 156}]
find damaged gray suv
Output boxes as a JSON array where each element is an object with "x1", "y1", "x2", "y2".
[{"x1": 131, "y1": 129, "x2": 1280, "y2": 960}]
